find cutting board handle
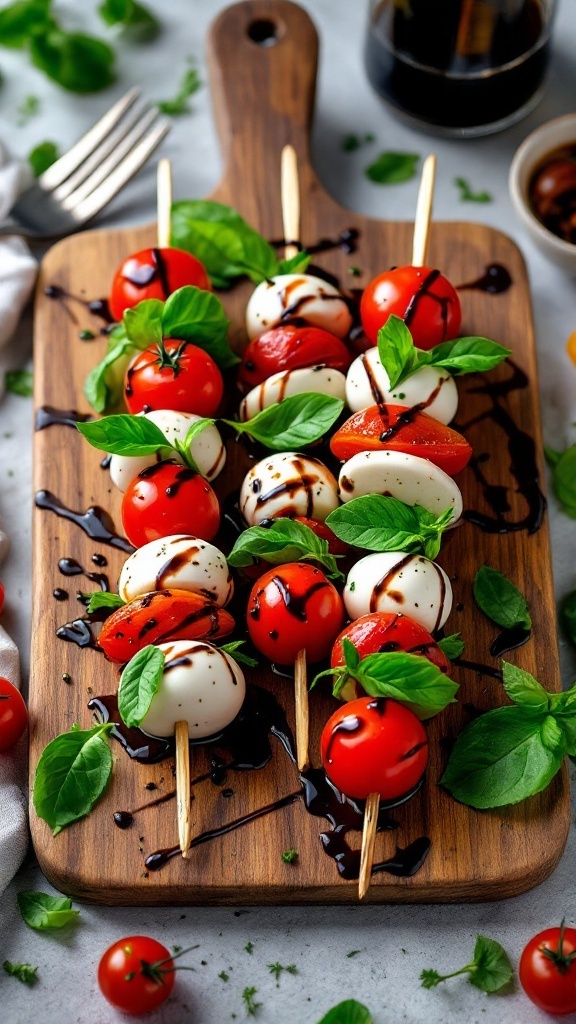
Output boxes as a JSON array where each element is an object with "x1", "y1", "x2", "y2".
[{"x1": 207, "y1": 0, "x2": 319, "y2": 219}]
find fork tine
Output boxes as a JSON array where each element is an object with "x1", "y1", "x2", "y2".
[
  {"x1": 70, "y1": 121, "x2": 171, "y2": 224},
  {"x1": 39, "y1": 87, "x2": 141, "y2": 191},
  {"x1": 58, "y1": 106, "x2": 161, "y2": 207}
]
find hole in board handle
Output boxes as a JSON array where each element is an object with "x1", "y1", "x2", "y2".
[{"x1": 247, "y1": 18, "x2": 280, "y2": 46}]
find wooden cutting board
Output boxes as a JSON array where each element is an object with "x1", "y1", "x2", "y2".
[{"x1": 29, "y1": 0, "x2": 569, "y2": 905}]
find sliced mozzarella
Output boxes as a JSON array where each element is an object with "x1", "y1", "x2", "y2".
[
  {"x1": 240, "y1": 452, "x2": 340, "y2": 526},
  {"x1": 338, "y1": 450, "x2": 462, "y2": 524},
  {"x1": 344, "y1": 551, "x2": 452, "y2": 633},
  {"x1": 109, "y1": 409, "x2": 226, "y2": 491},
  {"x1": 246, "y1": 274, "x2": 352, "y2": 341},
  {"x1": 118, "y1": 534, "x2": 233, "y2": 606},
  {"x1": 239, "y1": 365, "x2": 346, "y2": 421},
  {"x1": 346, "y1": 348, "x2": 458, "y2": 424},
  {"x1": 133, "y1": 640, "x2": 246, "y2": 739}
]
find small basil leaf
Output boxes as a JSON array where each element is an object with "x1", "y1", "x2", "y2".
[
  {"x1": 560, "y1": 589, "x2": 576, "y2": 648},
  {"x1": 219, "y1": 641, "x2": 258, "y2": 668},
  {"x1": 123, "y1": 298, "x2": 164, "y2": 347},
  {"x1": 473, "y1": 565, "x2": 531, "y2": 630},
  {"x1": 543, "y1": 444, "x2": 562, "y2": 470},
  {"x1": 326, "y1": 495, "x2": 451, "y2": 555},
  {"x1": 441, "y1": 705, "x2": 563, "y2": 808},
  {"x1": 99, "y1": 0, "x2": 160, "y2": 42},
  {"x1": 32, "y1": 723, "x2": 114, "y2": 834},
  {"x1": 84, "y1": 324, "x2": 141, "y2": 414},
  {"x1": 17, "y1": 892, "x2": 79, "y2": 931},
  {"x1": 3, "y1": 961, "x2": 38, "y2": 986},
  {"x1": 376, "y1": 314, "x2": 418, "y2": 390},
  {"x1": 316, "y1": 1000, "x2": 373, "y2": 1024},
  {"x1": 28, "y1": 140, "x2": 59, "y2": 177},
  {"x1": 0, "y1": 0, "x2": 51, "y2": 49},
  {"x1": 365, "y1": 151, "x2": 420, "y2": 185},
  {"x1": 276, "y1": 251, "x2": 311, "y2": 275},
  {"x1": 342, "y1": 638, "x2": 360, "y2": 672},
  {"x1": 118, "y1": 645, "x2": 165, "y2": 727},
  {"x1": 29, "y1": 28, "x2": 116, "y2": 93},
  {"x1": 182, "y1": 417, "x2": 215, "y2": 450},
  {"x1": 227, "y1": 519, "x2": 343, "y2": 580},
  {"x1": 437, "y1": 633, "x2": 464, "y2": 660},
  {"x1": 501, "y1": 661, "x2": 548, "y2": 710},
  {"x1": 161, "y1": 286, "x2": 238, "y2": 369},
  {"x1": 424, "y1": 337, "x2": 510, "y2": 377},
  {"x1": 358, "y1": 651, "x2": 458, "y2": 719},
  {"x1": 76, "y1": 414, "x2": 170, "y2": 456},
  {"x1": 157, "y1": 59, "x2": 201, "y2": 115},
  {"x1": 469, "y1": 936, "x2": 513, "y2": 993},
  {"x1": 454, "y1": 178, "x2": 493, "y2": 204},
  {"x1": 224, "y1": 394, "x2": 344, "y2": 451},
  {"x1": 86, "y1": 592, "x2": 125, "y2": 614},
  {"x1": 546, "y1": 444, "x2": 576, "y2": 517},
  {"x1": 5, "y1": 369, "x2": 33, "y2": 396}
]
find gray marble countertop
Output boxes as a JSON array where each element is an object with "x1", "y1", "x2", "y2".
[{"x1": 1, "y1": 1, "x2": 576, "y2": 1022}]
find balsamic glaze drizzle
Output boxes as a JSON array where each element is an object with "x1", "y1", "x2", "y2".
[
  {"x1": 35, "y1": 490, "x2": 134, "y2": 553},
  {"x1": 36, "y1": 406, "x2": 91, "y2": 430}
]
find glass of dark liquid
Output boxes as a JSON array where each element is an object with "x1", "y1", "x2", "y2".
[{"x1": 364, "y1": 0, "x2": 556, "y2": 137}]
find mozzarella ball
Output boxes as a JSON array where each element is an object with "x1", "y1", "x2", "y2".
[
  {"x1": 118, "y1": 534, "x2": 233, "y2": 606},
  {"x1": 346, "y1": 348, "x2": 458, "y2": 424},
  {"x1": 239, "y1": 365, "x2": 346, "y2": 421},
  {"x1": 344, "y1": 551, "x2": 452, "y2": 633},
  {"x1": 109, "y1": 409, "x2": 226, "y2": 491},
  {"x1": 246, "y1": 274, "x2": 353, "y2": 341},
  {"x1": 240, "y1": 452, "x2": 340, "y2": 526},
  {"x1": 135, "y1": 640, "x2": 246, "y2": 739},
  {"x1": 338, "y1": 450, "x2": 462, "y2": 524}
]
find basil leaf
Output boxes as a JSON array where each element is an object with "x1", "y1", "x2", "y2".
[
  {"x1": 469, "y1": 935, "x2": 512, "y2": 992},
  {"x1": 86, "y1": 592, "x2": 125, "y2": 614},
  {"x1": 32, "y1": 723, "x2": 114, "y2": 834},
  {"x1": 276, "y1": 251, "x2": 311, "y2": 275},
  {"x1": 0, "y1": 0, "x2": 50, "y2": 49},
  {"x1": 421, "y1": 337, "x2": 510, "y2": 377},
  {"x1": 545, "y1": 443, "x2": 576, "y2": 518},
  {"x1": 316, "y1": 1000, "x2": 373, "y2": 1024},
  {"x1": 29, "y1": 27, "x2": 116, "y2": 93},
  {"x1": 98, "y1": 0, "x2": 160, "y2": 42},
  {"x1": 357, "y1": 650, "x2": 458, "y2": 720},
  {"x1": 342, "y1": 637, "x2": 360, "y2": 671},
  {"x1": 5, "y1": 368, "x2": 33, "y2": 396},
  {"x1": 365, "y1": 151, "x2": 420, "y2": 185},
  {"x1": 227, "y1": 518, "x2": 343, "y2": 580},
  {"x1": 123, "y1": 298, "x2": 164, "y2": 347},
  {"x1": 326, "y1": 495, "x2": 451, "y2": 557},
  {"x1": 161, "y1": 286, "x2": 238, "y2": 369},
  {"x1": 377, "y1": 315, "x2": 418, "y2": 390},
  {"x1": 441, "y1": 705, "x2": 564, "y2": 808},
  {"x1": 157, "y1": 59, "x2": 201, "y2": 115},
  {"x1": 219, "y1": 641, "x2": 258, "y2": 668},
  {"x1": 473, "y1": 565, "x2": 531, "y2": 630},
  {"x1": 501, "y1": 661, "x2": 548, "y2": 710},
  {"x1": 17, "y1": 891, "x2": 79, "y2": 931},
  {"x1": 3, "y1": 961, "x2": 38, "y2": 986},
  {"x1": 84, "y1": 324, "x2": 141, "y2": 414},
  {"x1": 182, "y1": 417, "x2": 215, "y2": 450},
  {"x1": 171, "y1": 200, "x2": 278, "y2": 285},
  {"x1": 118, "y1": 645, "x2": 165, "y2": 727},
  {"x1": 454, "y1": 177, "x2": 493, "y2": 204},
  {"x1": 28, "y1": 140, "x2": 59, "y2": 177},
  {"x1": 560, "y1": 589, "x2": 576, "y2": 648},
  {"x1": 224, "y1": 393, "x2": 344, "y2": 451},
  {"x1": 437, "y1": 633, "x2": 464, "y2": 660},
  {"x1": 76, "y1": 413, "x2": 170, "y2": 457}
]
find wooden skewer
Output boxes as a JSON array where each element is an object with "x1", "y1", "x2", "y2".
[
  {"x1": 411, "y1": 154, "x2": 437, "y2": 268},
  {"x1": 281, "y1": 144, "x2": 300, "y2": 260},
  {"x1": 157, "y1": 157, "x2": 172, "y2": 249},
  {"x1": 358, "y1": 791, "x2": 380, "y2": 900},
  {"x1": 175, "y1": 719, "x2": 192, "y2": 858},
  {"x1": 294, "y1": 648, "x2": 310, "y2": 773}
]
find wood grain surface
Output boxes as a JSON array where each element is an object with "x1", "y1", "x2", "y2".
[{"x1": 29, "y1": 0, "x2": 569, "y2": 905}]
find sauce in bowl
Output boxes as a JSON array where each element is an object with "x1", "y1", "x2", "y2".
[{"x1": 529, "y1": 143, "x2": 576, "y2": 244}]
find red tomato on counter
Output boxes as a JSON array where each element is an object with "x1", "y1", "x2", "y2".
[
  {"x1": 98, "y1": 935, "x2": 176, "y2": 1014},
  {"x1": 109, "y1": 247, "x2": 210, "y2": 321},
  {"x1": 360, "y1": 265, "x2": 461, "y2": 350},
  {"x1": 519, "y1": 924, "x2": 576, "y2": 1014}
]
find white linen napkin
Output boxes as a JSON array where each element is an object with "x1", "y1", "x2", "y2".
[{"x1": 0, "y1": 144, "x2": 38, "y2": 889}]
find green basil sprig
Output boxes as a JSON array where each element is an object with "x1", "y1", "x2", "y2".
[
  {"x1": 84, "y1": 286, "x2": 237, "y2": 414},
  {"x1": 33, "y1": 723, "x2": 114, "y2": 835},
  {"x1": 118, "y1": 645, "x2": 165, "y2": 728},
  {"x1": 421, "y1": 934, "x2": 512, "y2": 993},
  {"x1": 377, "y1": 314, "x2": 510, "y2": 390},
  {"x1": 454, "y1": 177, "x2": 492, "y2": 204},
  {"x1": 312, "y1": 639, "x2": 458, "y2": 720},
  {"x1": 219, "y1": 641, "x2": 258, "y2": 668},
  {"x1": 3, "y1": 961, "x2": 38, "y2": 986},
  {"x1": 76, "y1": 412, "x2": 213, "y2": 471},
  {"x1": 441, "y1": 661, "x2": 576, "y2": 808},
  {"x1": 316, "y1": 1000, "x2": 373, "y2": 1024},
  {"x1": 473, "y1": 565, "x2": 531, "y2": 631},
  {"x1": 223, "y1": 393, "x2": 344, "y2": 451},
  {"x1": 18, "y1": 891, "x2": 79, "y2": 931},
  {"x1": 171, "y1": 199, "x2": 310, "y2": 289},
  {"x1": 227, "y1": 518, "x2": 344, "y2": 581},
  {"x1": 545, "y1": 443, "x2": 576, "y2": 519},
  {"x1": 326, "y1": 495, "x2": 453, "y2": 559},
  {"x1": 437, "y1": 633, "x2": 465, "y2": 660}
]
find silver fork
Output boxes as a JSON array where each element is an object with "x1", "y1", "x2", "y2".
[{"x1": 0, "y1": 88, "x2": 170, "y2": 239}]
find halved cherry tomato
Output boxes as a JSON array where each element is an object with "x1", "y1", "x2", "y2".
[
  {"x1": 519, "y1": 924, "x2": 576, "y2": 1014},
  {"x1": 0, "y1": 676, "x2": 27, "y2": 752},
  {"x1": 124, "y1": 339, "x2": 224, "y2": 416},
  {"x1": 247, "y1": 562, "x2": 344, "y2": 664},
  {"x1": 320, "y1": 695, "x2": 428, "y2": 801},
  {"x1": 98, "y1": 935, "x2": 176, "y2": 1015},
  {"x1": 293, "y1": 516, "x2": 351, "y2": 557},
  {"x1": 121, "y1": 461, "x2": 220, "y2": 547},
  {"x1": 98, "y1": 589, "x2": 234, "y2": 663},
  {"x1": 360, "y1": 265, "x2": 462, "y2": 350},
  {"x1": 331, "y1": 612, "x2": 449, "y2": 701},
  {"x1": 330, "y1": 403, "x2": 472, "y2": 476},
  {"x1": 238, "y1": 324, "x2": 353, "y2": 391},
  {"x1": 109, "y1": 247, "x2": 211, "y2": 322}
]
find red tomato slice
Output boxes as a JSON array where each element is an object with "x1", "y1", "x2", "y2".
[
  {"x1": 330, "y1": 403, "x2": 472, "y2": 476},
  {"x1": 98, "y1": 590, "x2": 235, "y2": 663},
  {"x1": 238, "y1": 324, "x2": 353, "y2": 391}
]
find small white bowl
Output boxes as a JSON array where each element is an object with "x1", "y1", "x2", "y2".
[{"x1": 509, "y1": 113, "x2": 576, "y2": 272}]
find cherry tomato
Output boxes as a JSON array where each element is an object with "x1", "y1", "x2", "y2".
[
  {"x1": 124, "y1": 339, "x2": 224, "y2": 416},
  {"x1": 121, "y1": 461, "x2": 220, "y2": 547},
  {"x1": 0, "y1": 581, "x2": 4, "y2": 615},
  {"x1": 519, "y1": 924, "x2": 576, "y2": 1014},
  {"x1": 247, "y1": 562, "x2": 344, "y2": 664},
  {"x1": 331, "y1": 612, "x2": 449, "y2": 701},
  {"x1": 98, "y1": 589, "x2": 235, "y2": 663},
  {"x1": 238, "y1": 324, "x2": 353, "y2": 391},
  {"x1": 293, "y1": 516, "x2": 351, "y2": 557},
  {"x1": 330, "y1": 403, "x2": 472, "y2": 476},
  {"x1": 0, "y1": 677, "x2": 28, "y2": 752},
  {"x1": 98, "y1": 935, "x2": 176, "y2": 1015},
  {"x1": 321, "y1": 695, "x2": 428, "y2": 801},
  {"x1": 109, "y1": 247, "x2": 211, "y2": 322},
  {"x1": 360, "y1": 265, "x2": 462, "y2": 350}
]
